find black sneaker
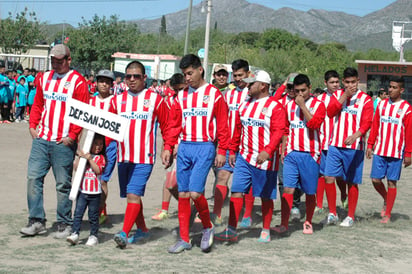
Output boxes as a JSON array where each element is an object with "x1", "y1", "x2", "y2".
[
  {"x1": 20, "y1": 219, "x2": 47, "y2": 236},
  {"x1": 54, "y1": 223, "x2": 72, "y2": 239}
]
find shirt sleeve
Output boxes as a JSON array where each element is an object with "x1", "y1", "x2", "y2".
[
  {"x1": 273, "y1": 84, "x2": 286, "y2": 101},
  {"x1": 263, "y1": 103, "x2": 286, "y2": 157},
  {"x1": 306, "y1": 101, "x2": 326, "y2": 130},
  {"x1": 367, "y1": 105, "x2": 380, "y2": 149},
  {"x1": 163, "y1": 99, "x2": 182, "y2": 152},
  {"x1": 403, "y1": 107, "x2": 412, "y2": 158},
  {"x1": 358, "y1": 98, "x2": 373, "y2": 135},
  {"x1": 155, "y1": 98, "x2": 172, "y2": 153},
  {"x1": 29, "y1": 77, "x2": 45, "y2": 129},
  {"x1": 213, "y1": 95, "x2": 230, "y2": 155},
  {"x1": 229, "y1": 107, "x2": 242, "y2": 155},
  {"x1": 326, "y1": 93, "x2": 343, "y2": 118}
]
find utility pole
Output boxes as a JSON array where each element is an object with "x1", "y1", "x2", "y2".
[
  {"x1": 184, "y1": 0, "x2": 193, "y2": 55},
  {"x1": 203, "y1": 0, "x2": 212, "y2": 81}
]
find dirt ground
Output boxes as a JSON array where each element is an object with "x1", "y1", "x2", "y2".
[{"x1": 1, "y1": 122, "x2": 412, "y2": 273}]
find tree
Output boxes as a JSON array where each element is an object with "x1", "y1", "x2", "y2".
[
  {"x1": 0, "y1": 7, "x2": 44, "y2": 55},
  {"x1": 160, "y1": 15, "x2": 167, "y2": 35}
]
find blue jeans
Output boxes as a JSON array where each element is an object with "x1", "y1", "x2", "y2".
[
  {"x1": 72, "y1": 192, "x2": 101, "y2": 236},
  {"x1": 27, "y1": 138, "x2": 76, "y2": 224}
]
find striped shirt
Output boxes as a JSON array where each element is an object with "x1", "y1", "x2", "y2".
[
  {"x1": 368, "y1": 98, "x2": 412, "y2": 159},
  {"x1": 328, "y1": 89, "x2": 373, "y2": 150},
  {"x1": 285, "y1": 97, "x2": 325, "y2": 162},
  {"x1": 317, "y1": 91, "x2": 335, "y2": 150},
  {"x1": 80, "y1": 154, "x2": 105, "y2": 194},
  {"x1": 90, "y1": 95, "x2": 113, "y2": 111},
  {"x1": 224, "y1": 87, "x2": 249, "y2": 138},
  {"x1": 109, "y1": 89, "x2": 169, "y2": 164},
  {"x1": 29, "y1": 70, "x2": 89, "y2": 142}
]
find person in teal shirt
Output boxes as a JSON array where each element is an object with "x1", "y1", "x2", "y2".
[
  {"x1": 15, "y1": 76, "x2": 28, "y2": 122},
  {"x1": 0, "y1": 64, "x2": 11, "y2": 123},
  {"x1": 6, "y1": 70, "x2": 17, "y2": 121}
]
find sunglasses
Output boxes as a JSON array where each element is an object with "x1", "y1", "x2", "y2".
[{"x1": 125, "y1": 74, "x2": 143, "y2": 80}]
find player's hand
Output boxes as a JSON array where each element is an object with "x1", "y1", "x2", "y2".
[
  {"x1": 229, "y1": 154, "x2": 236, "y2": 168},
  {"x1": 257, "y1": 151, "x2": 270, "y2": 165},
  {"x1": 344, "y1": 134, "x2": 357, "y2": 146},
  {"x1": 366, "y1": 148, "x2": 373, "y2": 159},
  {"x1": 344, "y1": 86, "x2": 357, "y2": 97},
  {"x1": 295, "y1": 94, "x2": 305, "y2": 107},
  {"x1": 60, "y1": 137, "x2": 74, "y2": 146},
  {"x1": 215, "y1": 154, "x2": 226, "y2": 168},
  {"x1": 162, "y1": 150, "x2": 172, "y2": 169},
  {"x1": 404, "y1": 157, "x2": 411, "y2": 167},
  {"x1": 29, "y1": 128, "x2": 38, "y2": 139},
  {"x1": 173, "y1": 144, "x2": 178, "y2": 159}
]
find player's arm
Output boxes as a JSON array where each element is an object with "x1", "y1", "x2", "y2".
[
  {"x1": 214, "y1": 95, "x2": 230, "y2": 168},
  {"x1": 228, "y1": 107, "x2": 242, "y2": 167},
  {"x1": 281, "y1": 108, "x2": 290, "y2": 163},
  {"x1": 29, "y1": 78, "x2": 45, "y2": 139},
  {"x1": 345, "y1": 98, "x2": 373, "y2": 146},
  {"x1": 403, "y1": 108, "x2": 412, "y2": 167},
  {"x1": 162, "y1": 100, "x2": 182, "y2": 168},
  {"x1": 67, "y1": 80, "x2": 90, "y2": 143},
  {"x1": 366, "y1": 106, "x2": 380, "y2": 159},
  {"x1": 326, "y1": 93, "x2": 344, "y2": 118},
  {"x1": 272, "y1": 83, "x2": 286, "y2": 101}
]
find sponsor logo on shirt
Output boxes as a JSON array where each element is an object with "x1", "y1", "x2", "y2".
[
  {"x1": 121, "y1": 111, "x2": 150, "y2": 120},
  {"x1": 381, "y1": 115, "x2": 400, "y2": 125},
  {"x1": 229, "y1": 103, "x2": 239, "y2": 112},
  {"x1": 183, "y1": 107, "x2": 208, "y2": 118},
  {"x1": 290, "y1": 120, "x2": 307, "y2": 129},
  {"x1": 241, "y1": 117, "x2": 265, "y2": 127},
  {"x1": 342, "y1": 106, "x2": 359, "y2": 115},
  {"x1": 43, "y1": 91, "x2": 68, "y2": 102}
]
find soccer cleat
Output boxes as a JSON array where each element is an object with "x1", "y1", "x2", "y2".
[
  {"x1": 210, "y1": 213, "x2": 223, "y2": 226},
  {"x1": 381, "y1": 205, "x2": 387, "y2": 218},
  {"x1": 239, "y1": 216, "x2": 252, "y2": 228},
  {"x1": 168, "y1": 239, "x2": 192, "y2": 254},
  {"x1": 214, "y1": 228, "x2": 238, "y2": 242},
  {"x1": 291, "y1": 207, "x2": 301, "y2": 221},
  {"x1": 20, "y1": 220, "x2": 47, "y2": 236},
  {"x1": 128, "y1": 229, "x2": 150, "y2": 244},
  {"x1": 200, "y1": 225, "x2": 214, "y2": 252},
  {"x1": 340, "y1": 216, "x2": 354, "y2": 227},
  {"x1": 303, "y1": 221, "x2": 313, "y2": 235},
  {"x1": 114, "y1": 231, "x2": 128, "y2": 249},
  {"x1": 66, "y1": 233, "x2": 79, "y2": 245},
  {"x1": 54, "y1": 223, "x2": 72, "y2": 239},
  {"x1": 380, "y1": 215, "x2": 390, "y2": 224},
  {"x1": 151, "y1": 210, "x2": 168, "y2": 221},
  {"x1": 324, "y1": 213, "x2": 339, "y2": 226},
  {"x1": 85, "y1": 235, "x2": 99, "y2": 246},
  {"x1": 3, "y1": 120, "x2": 11, "y2": 124},
  {"x1": 257, "y1": 230, "x2": 271, "y2": 243},
  {"x1": 314, "y1": 207, "x2": 324, "y2": 214},
  {"x1": 271, "y1": 225, "x2": 288, "y2": 234}
]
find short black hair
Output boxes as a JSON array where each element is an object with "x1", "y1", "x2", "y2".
[
  {"x1": 389, "y1": 76, "x2": 405, "y2": 89},
  {"x1": 179, "y1": 54, "x2": 202, "y2": 70},
  {"x1": 231, "y1": 59, "x2": 249, "y2": 72},
  {"x1": 343, "y1": 67, "x2": 358, "y2": 79},
  {"x1": 293, "y1": 74, "x2": 311, "y2": 87},
  {"x1": 126, "y1": 60, "x2": 146, "y2": 75},
  {"x1": 313, "y1": 87, "x2": 324, "y2": 95},
  {"x1": 324, "y1": 70, "x2": 339, "y2": 81},
  {"x1": 170, "y1": 73, "x2": 185, "y2": 87}
]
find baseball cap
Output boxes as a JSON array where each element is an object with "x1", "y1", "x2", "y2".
[
  {"x1": 50, "y1": 44, "x2": 70, "y2": 59},
  {"x1": 96, "y1": 69, "x2": 115, "y2": 81},
  {"x1": 287, "y1": 72, "x2": 299, "y2": 84},
  {"x1": 213, "y1": 64, "x2": 228, "y2": 74},
  {"x1": 243, "y1": 70, "x2": 271, "y2": 84}
]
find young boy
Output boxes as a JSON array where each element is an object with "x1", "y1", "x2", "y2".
[
  {"x1": 15, "y1": 76, "x2": 28, "y2": 122},
  {"x1": 272, "y1": 74, "x2": 325, "y2": 235},
  {"x1": 162, "y1": 54, "x2": 230, "y2": 254},
  {"x1": 323, "y1": 67, "x2": 373, "y2": 227},
  {"x1": 366, "y1": 76, "x2": 412, "y2": 223},
  {"x1": 214, "y1": 70, "x2": 285, "y2": 243}
]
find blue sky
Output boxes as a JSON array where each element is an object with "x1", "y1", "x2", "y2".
[{"x1": 0, "y1": 0, "x2": 396, "y2": 26}]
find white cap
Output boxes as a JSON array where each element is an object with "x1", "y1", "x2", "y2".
[{"x1": 243, "y1": 70, "x2": 271, "y2": 84}]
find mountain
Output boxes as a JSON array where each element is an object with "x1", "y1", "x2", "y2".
[{"x1": 132, "y1": 0, "x2": 412, "y2": 51}]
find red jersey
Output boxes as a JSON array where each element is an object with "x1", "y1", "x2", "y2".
[
  {"x1": 165, "y1": 84, "x2": 230, "y2": 155},
  {"x1": 328, "y1": 89, "x2": 373, "y2": 150},
  {"x1": 109, "y1": 89, "x2": 169, "y2": 164},
  {"x1": 224, "y1": 87, "x2": 249, "y2": 138},
  {"x1": 230, "y1": 96, "x2": 285, "y2": 170},
  {"x1": 90, "y1": 95, "x2": 113, "y2": 111},
  {"x1": 80, "y1": 154, "x2": 105, "y2": 194},
  {"x1": 29, "y1": 70, "x2": 89, "y2": 142},
  {"x1": 317, "y1": 91, "x2": 335, "y2": 150},
  {"x1": 368, "y1": 98, "x2": 412, "y2": 159}
]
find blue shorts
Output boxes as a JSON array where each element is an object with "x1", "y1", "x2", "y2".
[
  {"x1": 216, "y1": 150, "x2": 235, "y2": 173},
  {"x1": 176, "y1": 141, "x2": 216, "y2": 193},
  {"x1": 319, "y1": 150, "x2": 328, "y2": 175},
  {"x1": 370, "y1": 155, "x2": 403, "y2": 181},
  {"x1": 324, "y1": 146, "x2": 364, "y2": 184},
  {"x1": 117, "y1": 162, "x2": 153, "y2": 197},
  {"x1": 100, "y1": 141, "x2": 117, "y2": 182},
  {"x1": 231, "y1": 155, "x2": 277, "y2": 199},
  {"x1": 283, "y1": 151, "x2": 319, "y2": 195}
]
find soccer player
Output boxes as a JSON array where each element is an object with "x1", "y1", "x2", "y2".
[
  {"x1": 323, "y1": 67, "x2": 373, "y2": 227},
  {"x1": 211, "y1": 59, "x2": 251, "y2": 227},
  {"x1": 366, "y1": 76, "x2": 412, "y2": 223},
  {"x1": 162, "y1": 54, "x2": 230, "y2": 254},
  {"x1": 316, "y1": 70, "x2": 347, "y2": 213},
  {"x1": 110, "y1": 61, "x2": 170, "y2": 248},
  {"x1": 272, "y1": 74, "x2": 325, "y2": 235},
  {"x1": 214, "y1": 70, "x2": 285, "y2": 243}
]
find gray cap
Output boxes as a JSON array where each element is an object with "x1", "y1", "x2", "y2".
[
  {"x1": 96, "y1": 69, "x2": 115, "y2": 81},
  {"x1": 50, "y1": 44, "x2": 70, "y2": 59}
]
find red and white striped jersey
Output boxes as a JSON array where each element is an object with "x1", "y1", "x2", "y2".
[
  {"x1": 109, "y1": 89, "x2": 169, "y2": 164},
  {"x1": 90, "y1": 95, "x2": 114, "y2": 111},
  {"x1": 317, "y1": 91, "x2": 335, "y2": 150},
  {"x1": 285, "y1": 97, "x2": 326, "y2": 162},
  {"x1": 368, "y1": 98, "x2": 412, "y2": 159},
  {"x1": 113, "y1": 82, "x2": 128, "y2": 95},
  {"x1": 164, "y1": 84, "x2": 230, "y2": 155},
  {"x1": 230, "y1": 96, "x2": 285, "y2": 170},
  {"x1": 80, "y1": 154, "x2": 105, "y2": 194},
  {"x1": 328, "y1": 89, "x2": 373, "y2": 150},
  {"x1": 29, "y1": 70, "x2": 89, "y2": 142},
  {"x1": 224, "y1": 87, "x2": 249, "y2": 138}
]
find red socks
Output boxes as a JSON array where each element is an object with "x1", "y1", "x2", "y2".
[
  {"x1": 347, "y1": 184, "x2": 359, "y2": 219},
  {"x1": 213, "y1": 185, "x2": 228, "y2": 217},
  {"x1": 261, "y1": 200, "x2": 273, "y2": 230},
  {"x1": 373, "y1": 182, "x2": 387, "y2": 201},
  {"x1": 193, "y1": 195, "x2": 212, "y2": 229},
  {"x1": 178, "y1": 197, "x2": 191, "y2": 243},
  {"x1": 305, "y1": 194, "x2": 316, "y2": 224},
  {"x1": 325, "y1": 182, "x2": 337, "y2": 215},
  {"x1": 161, "y1": 201, "x2": 170, "y2": 212},
  {"x1": 281, "y1": 193, "x2": 293, "y2": 228},
  {"x1": 228, "y1": 197, "x2": 243, "y2": 229},
  {"x1": 316, "y1": 177, "x2": 325, "y2": 208},
  {"x1": 385, "y1": 188, "x2": 397, "y2": 217},
  {"x1": 243, "y1": 187, "x2": 255, "y2": 218},
  {"x1": 122, "y1": 203, "x2": 141, "y2": 236}
]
